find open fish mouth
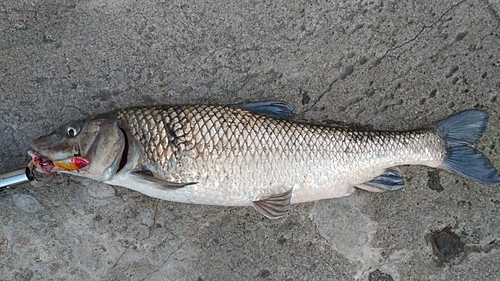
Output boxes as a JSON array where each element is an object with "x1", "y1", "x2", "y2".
[
  {"x1": 28, "y1": 150, "x2": 60, "y2": 174},
  {"x1": 26, "y1": 150, "x2": 59, "y2": 187}
]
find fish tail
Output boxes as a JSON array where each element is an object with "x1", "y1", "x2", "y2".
[{"x1": 437, "y1": 109, "x2": 499, "y2": 184}]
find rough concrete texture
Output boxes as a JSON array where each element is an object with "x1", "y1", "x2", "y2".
[{"x1": 1, "y1": 0, "x2": 499, "y2": 280}]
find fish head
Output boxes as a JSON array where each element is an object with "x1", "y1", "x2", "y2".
[{"x1": 29, "y1": 115, "x2": 126, "y2": 182}]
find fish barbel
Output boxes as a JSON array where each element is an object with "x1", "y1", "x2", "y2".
[{"x1": 29, "y1": 101, "x2": 499, "y2": 218}]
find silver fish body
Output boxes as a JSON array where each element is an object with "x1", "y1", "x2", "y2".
[{"x1": 30, "y1": 102, "x2": 499, "y2": 218}]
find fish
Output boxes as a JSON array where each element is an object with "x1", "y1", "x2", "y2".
[{"x1": 28, "y1": 101, "x2": 499, "y2": 218}]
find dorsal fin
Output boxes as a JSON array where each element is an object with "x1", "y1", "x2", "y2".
[{"x1": 233, "y1": 101, "x2": 294, "y2": 119}]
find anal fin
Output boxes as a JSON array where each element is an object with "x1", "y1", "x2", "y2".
[
  {"x1": 252, "y1": 188, "x2": 293, "y2": 219},
  {"x1": 356, "y1": 167, "x2": 405, "y2": 193},
  {"x1": 130, "y1": 170, "x2": 197, "y2": 190}
]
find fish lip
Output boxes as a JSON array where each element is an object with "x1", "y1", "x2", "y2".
[{"x1": 28, "y1": 149, "x2": 61, "y2": 174}]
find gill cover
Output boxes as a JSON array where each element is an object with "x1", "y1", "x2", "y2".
[{"x1": 81, "y1": 118, "x2": 126, "y2": 181}]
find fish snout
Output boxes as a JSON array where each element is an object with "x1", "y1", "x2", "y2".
[{"x1": 31, "y1": 133, "x2": 59, "y2": 150}]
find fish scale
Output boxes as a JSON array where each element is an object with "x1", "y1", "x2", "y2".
[{"x1": 115, "y1": 105, "x2": 445, "y2": 205}]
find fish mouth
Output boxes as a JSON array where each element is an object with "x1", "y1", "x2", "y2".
[{"x1": 28, "y1": 150, "x2": 61, "y2": 174}]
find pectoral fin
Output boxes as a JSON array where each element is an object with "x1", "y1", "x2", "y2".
[
  {"x1": 130, "y1": 170, "x2": 197, "y2": 190},
  {"x1": 356, "y1": 167, "x2": 405, "y2": 192},
  {"x1": 252, "y1": 188, "x2": 293, "y2": 219}
]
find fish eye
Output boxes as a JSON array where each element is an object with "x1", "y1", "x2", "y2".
[{"x1": 66, "y1": 124, "x2": 81, "y2": 138}]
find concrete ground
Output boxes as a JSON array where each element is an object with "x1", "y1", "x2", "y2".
[{"x1": 1, "y1": 0, "x2": 499, "y2": 280}]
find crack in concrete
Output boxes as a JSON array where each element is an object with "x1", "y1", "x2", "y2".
[
  {"x1": 301, "y1": 0, "x2": 466, "y2": 116},
  {"x1": 142, "y1": 199, "x2": 160, "y2": 241},
  {"x1": 140, "y1": 237, "x2": 189, "y2": 281},
  {"x1": 465, "y1": 239, "x2": 500, "y2": 254},
  {"x1": 140, "y1": 221, "x2": 205, "y2": 281},
  {"x1": 112, "y1": 202, "x2": 201, "y2": 280},
  {"x1": 110, "y1": 246, "x2": 129, "y2": 270},
  {"x1": 111, "y1": 199, "x2": 160, "y2": 270},
  {"x1": 480, "y1": 0, "x2": 500, "y2": 24},
  {"x1": 370, "y1": 0, "x2": 467, "y2": 69},
  {"x1": 63, "y1": 53, "x2": 72, "y2": 75},
  {"x1": 298, "y1": 76, "x2": 340, "y2": 116}
]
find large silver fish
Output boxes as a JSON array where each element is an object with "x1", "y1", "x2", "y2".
[{"x1": 28, "y1": 101, "x2": 499, "y2": 218}]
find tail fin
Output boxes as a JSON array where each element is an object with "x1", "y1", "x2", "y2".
[{"x1": 437, "y1": 110, "x2": 499, "y2": 184}]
